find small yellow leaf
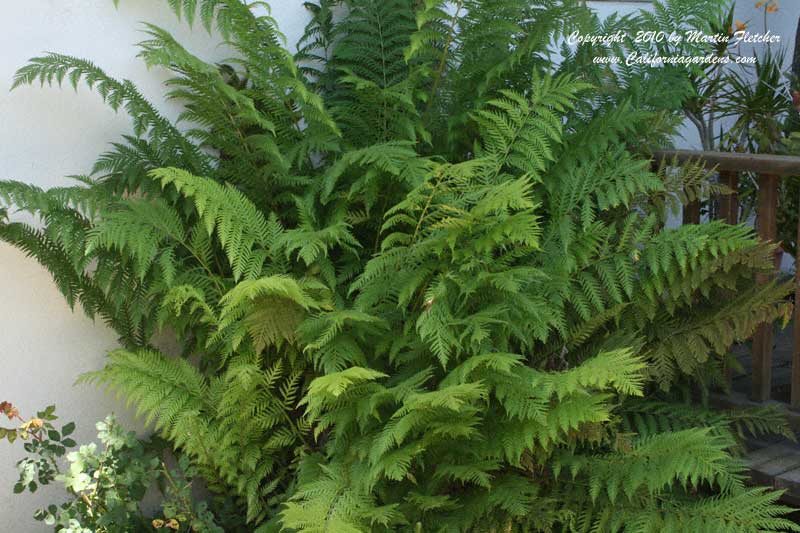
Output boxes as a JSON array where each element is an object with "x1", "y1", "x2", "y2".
[{"x1": 20, "y1": 418, "x2": 43, "y2": 431}]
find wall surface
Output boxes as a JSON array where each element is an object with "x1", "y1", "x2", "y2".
[
  {"x1": 0, "y1": 1, "x2": 309, "y2": 529},
  {"x1": 1, "y1": 1, "x2": 799, "y2": 530}
]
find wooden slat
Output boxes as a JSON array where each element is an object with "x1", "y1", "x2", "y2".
[
  {"x1": 746, "y1": 443, "x2": 799, "y2": 468},
  {"x1": 752, "y1": 173, "x2": 780, "y2": 402},
  {"x1": 743, "y1": 441, "x2": 800, "y2": 506},
  {"x1": 775, "y1": 467, "x2": 800, "y2": 502},
  {"x1": 753, "y1": 452, "x2": 800, "y2": 478},
  {"x1": 682, "y1": 200, "x2": 701, "y2": 225},
  {"x1": 654, "y1": 150, "x2": 800, "y2": 176},
  {"x1": 718, "y1": 170, "x2": 739, "y2": 225},
  {"x1": 713, "y1": 391, "x2": 800, "y2": 431}
]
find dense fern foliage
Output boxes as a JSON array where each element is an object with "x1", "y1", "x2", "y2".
[{"x1": 2, "y1": 0, "x2": 798, "y2": 531}]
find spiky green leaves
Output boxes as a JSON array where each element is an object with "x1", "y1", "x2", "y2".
[
  {"x1": 151, "y1": 168, "x2": 277, "y2": 281},
  {"x1": 323, "y1": 0, "x2": 422, "y2": 145},
  {"x1": 474, "y1": 75, "x2": 590, "y2": 182},
  {"x1": 87, "y1": 199, "x2": 185, "y2": 280}
]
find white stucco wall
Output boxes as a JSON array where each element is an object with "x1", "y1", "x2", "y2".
[
  {"x1": 2, "y1": 1, "x2": 800, "y2": 530},
  {"x1": 0, "y1": 1, "x2": 310, "y2": 529}
]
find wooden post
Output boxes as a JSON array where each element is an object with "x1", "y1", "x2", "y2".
[
  {"x1": 718, "y1": 170, "x2": 739, "y2": 225},
  {"x1": 752, "y1": 173, "x2": 779, "y2": 402},
  {"x1": 719, "y1": 171, "x2": 738, "y2": 392},
  {"x1": 792, "y1": 197, "x2": 800, "y2": 410},
  {"x1": 683, "y1": 199, "x2": 701, "y2": 225}
]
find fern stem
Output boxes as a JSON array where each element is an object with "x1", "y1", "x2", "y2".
[
  {"x1": 375, "y1": 4, "x2": 390, "y2": 141},
  {"x1": 423, "y1": 0, "x2": 464, "y2": 121},
  {"x1": 411, "y1": 168, "x2": 447, "y2": 244}
]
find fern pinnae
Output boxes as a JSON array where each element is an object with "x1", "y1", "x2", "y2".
[{"x1": 5, "y1": 1, "x2": 798, "y2": 530}]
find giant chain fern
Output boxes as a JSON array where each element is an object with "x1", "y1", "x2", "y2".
[{"x1": 1, "y1": 0, "x2": 797, "y2": 531}]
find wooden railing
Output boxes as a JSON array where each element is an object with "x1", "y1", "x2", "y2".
[{"x1": 653, "y1": 149, "x2": 800, "y2": 408}]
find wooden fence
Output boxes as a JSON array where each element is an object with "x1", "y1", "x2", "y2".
[{"x1": 653, "y1": 149, "x2": 800, "y2": 408}]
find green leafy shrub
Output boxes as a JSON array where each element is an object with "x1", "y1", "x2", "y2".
[
  {"x1": 1, "y1": 401, "x2": 226, "y2": 532},
  {"x1": 1, "y1": 0, "x2": 798, "y2": 531}
]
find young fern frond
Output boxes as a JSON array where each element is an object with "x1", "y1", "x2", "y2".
[
  {"x1": 324, "y1": 0, "x2": 423, "y2": 146},
  {"x1": 82, "y1": 347, "x2": 312, "y2": 522},
  {"x1": 150, "y1": 167, "x2": 276, "y2": 281},
  {"x1": 473, "y1": 74, "x2": 590, "y2": 181}
]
